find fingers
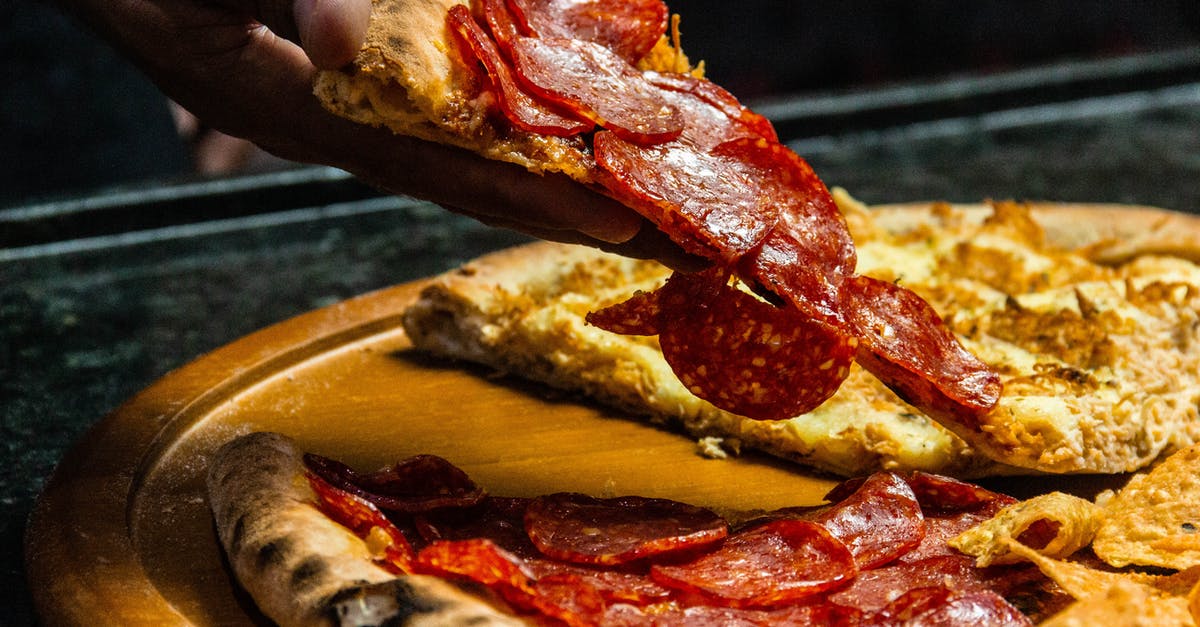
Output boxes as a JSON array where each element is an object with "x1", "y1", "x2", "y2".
[{"x1": 293, "y1": 0, "x2": 371, "y2": 69}]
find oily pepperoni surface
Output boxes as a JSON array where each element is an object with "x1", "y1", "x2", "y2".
[
  {"x1": 735, "y1": 142, "x2": 855, "y2": 327},
  {"x1": 584, "y1": 287, "x2": 663, "y2": 336},
  {"x1": 506, "y1": 0, "x2": 668, "y2": 63},
  {"x1": 644, "y1": 71, "x2": 779, "y2": 144},
  {"x1": 524, "y1": 492, "x2": 727, "y2": 565},
  {"x1": 304, "y1": 451, "x2": 484, "y2": 513},
  {"x1": 655, "y1": 269, "x2": 856, "y2": 420},
  {"x1": 510, "y1": 37, "x2": 682, "y2": 145},
  {"x1": 808, "y1": 472, "x2": 926, "y2": 570},
  {"x1": 842, "y1": 275, "x2": 1003, "y2": 426},
  {"x1": 305, "y1": 471, "x2": 415, "y2": 572},
  {"x1": 650, "y1": 519, "x2": 857, "y2": 608},
  {"x1": 594, "y1": 132, "x2": 779, "y2": 260},
  {"x1": 877, "y1": 587, "x2": 1033, "y2": 626},
  {"x1": 446, "y1": 5, "x2": 591, "y2": 136},
  {"x1": 829, "y1": 555, "x2": 985, "y2": 613}
]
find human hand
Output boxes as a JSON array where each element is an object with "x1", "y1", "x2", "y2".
[{"x1": 60, "y1": 0, "x2": 699, "y2": 268}]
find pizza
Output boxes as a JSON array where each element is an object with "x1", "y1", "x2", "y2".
[
  {"x1": 314, "y1": 0, "x2": 1004, "y2": 426},
  {"x1": 402, "y1": 195, "x2": 1200, "y2": 477},
  {"x1": 207, "y1": 431, "x2": 1062, "y2": 626}
]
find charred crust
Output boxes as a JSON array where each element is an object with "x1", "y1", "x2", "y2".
[
  {"x1": 290, "y1": 556, "x2": 328, "y2": 590},
  {"x1": 256, "y1": 537, "x2": 292, "y2": 571},
  {"x1": 229, "y1": 513, "x2": 247, "y2": 554},
  {"x1": 327, "y1": 579, "x2": 446, "y2": 626}
]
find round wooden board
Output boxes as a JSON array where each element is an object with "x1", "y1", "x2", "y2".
[{"x1": 24, "y1": 277, "x2": 840, "y2": 626}]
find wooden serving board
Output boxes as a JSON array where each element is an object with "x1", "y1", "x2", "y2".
[{"x1": 24, "y1": 278, "x2": 839, "y2": 626}]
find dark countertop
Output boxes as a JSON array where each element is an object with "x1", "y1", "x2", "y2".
[{"x1": 5, "y1": 54, "x2": 1200, "y2": 624}]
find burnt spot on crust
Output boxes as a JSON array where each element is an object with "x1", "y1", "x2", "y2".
[
  {"x1": 255, "y1": 537, "x2": 294, "y2": 571},
  {"x1": 229, "y1": 513, "x2": 247, "y2": 554},
  {"x1": 327, "y1": 579, "x2": 447, "y2": 626},
  {"x1": 290, "y1": 556, "x2": 329, "y2": 591}
]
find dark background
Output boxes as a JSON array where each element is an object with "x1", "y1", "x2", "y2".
[
  {"x1": 3, "y1": 0, "x2": 1198, "y2": 207},
  {"x1": 4, "y1": 2, "x2": 1200, "y2": 625}
]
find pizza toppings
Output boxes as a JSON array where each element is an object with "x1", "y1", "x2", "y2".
[
  {"x1": 650, "y1": 519, "x2": 856, "y2": 608},
  {"x1": 447, "y1": 5, "x2": 592, "y2": 137},
  {"x1": 506, "y1": 0, "x2": 669, "y2": 64},
  {"x1": 304, "y1": 451, "x2": 485, "y2": 513},
  {"x1": 523, "y1": 492, "x2": 727, "y2": 565},
  {"x1": 653, "y1": 268, "x2": 857, "y2": 419},
  {"x1": 843, "y1": 275, "x2": 1003, "y2": 426},
  {"x1": 806, "y1": 472, "x2": 926, "y2": 570},
  {"x1": 298, "y1": 449, "x2": 1039, "y2": 625},
  {"x1": 442, "y1": 0, "x2": 1002, "y2": 424}
]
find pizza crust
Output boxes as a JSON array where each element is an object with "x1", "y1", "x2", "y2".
[
  {"x1": 402, "y1": 199, "x2": 1200, "y2": 477},
  {"x1": 206, "y1": 431, "x2": 523, "y2": 627}
]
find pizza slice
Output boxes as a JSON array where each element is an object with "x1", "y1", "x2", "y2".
[
  {"x1": 314, "y1": 0, "x2": 1003, "y2": 425},
  {"x1": 401, "y1": 196, "x2": 1200, "y2": 476},
  {"x1": 207, "y1": 431, "x2": 1060, "y2": 626}
]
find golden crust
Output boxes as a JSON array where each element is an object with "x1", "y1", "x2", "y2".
[
  {"x1": 402, "y1": 200, "x2": 1200, "y2": 477},
  {"x1": 206, "y1": 432, "x2": 523, "y2": 627},
  {"x1": 314, "y1": 0, "x2": 595, "y2": 180}
]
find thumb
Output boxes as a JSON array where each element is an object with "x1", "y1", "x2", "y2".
[{"x1": 292, "y1": 0, "x2": 371, "y2": 69}]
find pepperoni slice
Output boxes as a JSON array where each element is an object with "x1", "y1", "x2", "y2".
[
  {"x1": 524, "y1": 492, "x2": 727, "y2": 565},
  {"x1": 303, "y1": 452, "x2": 484, "y2": 513},
  {"x1": 655, "y1": 269, "x2": 856, "y2": 420},
  {"x1": 644, "y1": 71, "x2": 779, "y2": 144},
  {"x1": 446, "y1": 5, "x2": 591, "y2": 136},
  {"x1": 829, "y1": 555, "x2": 984, "y2": 614},
  {"x1": 842, "y1": 275, "x2": 1003, "y2": 427},
  {"x1": 506, "y1": 0, "x2": 668, "y2": 63},
  {"x1": 877, "y1": 586, "x2": 1032, "y2": 626},
  {"x1": 603, "y1": 600, "x2": 861, "y2": 626},
  {"x1": 416, "y1": 539, "x2": 605, "y2": 627},
  {"x1": 651, "y1": 519, "x2": 856, "y2": 608},
  {"x1": 525, "y1": 560, "x2": 675, "y2": 605},
  {"x1": 594, "y1": 132, "x2": 779, "y2": 260},
  {"x1": 510, "y1": 37, "x2": 682, "y2": 145},
  {"x1": 584, "y1": 287, "x2": 663, "y2": 336},
  {"x1": 809, "y1": 472, "x2": 926, "y2": 569},
  {"x1": 901, "y1": 471, "x2": 1016, "y2": 513},
  {"x1": 735, "y1": 143, "x2": 855, "y2": 328},
  {"x1": 415, "y1": 496, "x2": 539, "y2": 558},
  {"x1": 480, "y1": 0, "x2": 523, "y2": 59},
  {"x1": 306, "y1": 471, "x2": 415, "y2": 573}
]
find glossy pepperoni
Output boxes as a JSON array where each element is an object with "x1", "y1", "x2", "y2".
[
  {"x1": 644, "y1": 71, "x2": 779, "y2": 144},
  {"x1": 829, "y1": 555, "x2": 984, "y2": 614},
  {"x1": 510, "y1": 37, "x2": 682, "y2": 145},
  {"x1": 594, "y1": 132, "x2": 779, "y2": 260},
  {"x1": 584, "y1": 287, "x2": 663, "y2": 336},
  {"x1": 303, "y1": 452, "x2": 484, "y2": 513},
  {"x1": 842, "y1": 275, "x2": 1003, "y2": 427},
  {"x1": 902, "y1": 470, "x2": 1016, "y2": 513},
  {"x1": 655, "y1": 269, "x2": 856, "y2": 420},
  {"x1": 651, "y1": 519, "x2": 856, "y2": 608},
  {"x1": 735, "y1": 142, "x2": 855, "y2": 327},
  {"x1": 810, "y1": 472, "x2": 926, "y2": 569},
  {"x1": 416, "y1": 539, "x2": 604, "y2": 627},
  {"x1": 524, "y1": 492, "x2": 727, "y2": 565},
  {"x1": 506, "y1": 0, "x2": 668, "y2": 63},
  {"x1": 480, "y1": 0, "x2": 523, "y2": 59},
  {"x1": 446, "y1": 5, "x2": 591, "y2": 136},
  {"x1": 305, "y1": 471, "x2": 415, "y2": 573},
  {"x1": 876, "y1": 586, "x2": 1032, "y2": 626},
  {"x1": 526, "y1": 560, "x2": 675, "y2": 605}
]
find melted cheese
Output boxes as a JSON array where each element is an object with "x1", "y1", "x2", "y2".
[{"x1": 403, "y1": 198, "x2": 1200, "y2": 477}]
